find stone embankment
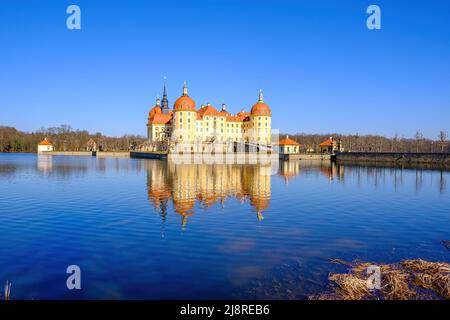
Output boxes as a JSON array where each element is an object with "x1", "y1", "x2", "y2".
[{"x1": 336, "y1": 152, "x2": 450, "y2": 167}]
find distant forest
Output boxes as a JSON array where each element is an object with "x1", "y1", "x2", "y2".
[
  {"x1": 0, "y1": 125, "x2": 146, "y2": 153},
  {"x1": 0, "y1": 125, "x2": 448, "y2": 153},
  {"x1": 286, "y1": 131, "x2": 449, "y2": 153}
]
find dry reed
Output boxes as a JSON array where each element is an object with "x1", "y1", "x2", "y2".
[{"x1": 314, "y1": 259, "x2": 450, "y2": 300}]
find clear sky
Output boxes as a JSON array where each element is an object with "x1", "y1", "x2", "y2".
[{"x1": 1, "y1": 0, "x2": 449, "y2": 138}]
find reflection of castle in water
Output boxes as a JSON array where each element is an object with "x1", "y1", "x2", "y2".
[{"x1": 146, "y1": 161, "x2": 273, "y2": 227}]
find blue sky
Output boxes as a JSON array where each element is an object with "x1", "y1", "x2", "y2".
[{"x1": 1, "y1": 0, "x2": 449, "y2": 138}]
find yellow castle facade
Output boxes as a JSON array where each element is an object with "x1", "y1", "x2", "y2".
[{"x1": 146, "y1": 82, "x2": 272, "y2": 151}]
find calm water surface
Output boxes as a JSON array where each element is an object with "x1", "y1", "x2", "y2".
[{"x1": 0, "y1": 154, "x2": 449, "y2": 299}]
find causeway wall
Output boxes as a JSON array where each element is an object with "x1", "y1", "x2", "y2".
[{"x1": 336, "y1": 152, "x2": 450, "y2": 167}]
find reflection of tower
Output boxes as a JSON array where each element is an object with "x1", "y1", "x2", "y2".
[
  {"x1": 146, "y1": 160, "x2": 172, "y2": 225},
  {"x1": 243, "y1": 165, "x2": 271, "y2": 221},
  {"x1": 196, "y1": 164, "x2": 218, "y2": 208},
  {"x1": 171, "y1": 163, "x2": 197, "y2": 229}
]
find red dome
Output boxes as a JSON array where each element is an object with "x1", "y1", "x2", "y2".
[
  {"x1": 148, "y1": 105, "x2": 162, "y2": 119},
  {"x1": 174, "y1": 96, "x2": 196, "y2": 111},
  {"x1": 251, "y1": 102, "x2": 271, "y2": 116}
]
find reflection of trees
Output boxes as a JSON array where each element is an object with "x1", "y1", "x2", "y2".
[
  {"x1": 2, "y1": 154, "x2": 148, "y2": 182},
  {"x1": 146, "y1": 161, "x2": 272, "y2": 227},
  {"x1": 415, "y1": 169, "x2": 423, "y2": 193},
  {"x1": 277, "y1": 160, "x2": 344, "y2": 183},
  {"x1": 338, "y1": 163, "x2": 449, "y2": 195},
  {"x1": 0, "y1": 164, "x2": 17, "y2": 177},
  {"x1": 439, "y1": 170, "x2": 446, "y2": 194},
  {"x1": 392, "y1": 167, "x2": 404, "y2": 192},
  {"x1": 276, "y1": 160, "x2": 449, "y2": 196}
]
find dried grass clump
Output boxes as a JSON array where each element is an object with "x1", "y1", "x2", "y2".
[
  {"x1": 382, "y1": 270, "x2": 415, "y2": 300},
  {"x1": 401, "y1": 259, "x2": 450, "y2": 299},
  {"x1": 314, "y1": 259, "x2": 450, "y2": 300},
  {"x1": 401, "y1": 259, "x2": 450, "y2": 274},
  {"x1": 328, "y1": 273, "x2": 370, "y2": 300}
]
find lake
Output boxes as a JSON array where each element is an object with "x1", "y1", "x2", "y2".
[{"x1": 0, "y1": 154, "x2": 448, "y2": 299}]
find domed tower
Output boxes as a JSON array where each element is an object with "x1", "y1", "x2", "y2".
[
  {"x1": 250, "y1": 90, "x2": 272, "y2": 145},
  {"x1": 173, "y1": 82, "x2": 197, "y2": 146},
  {"x1": 147, "y1": 97, "x2": 162, "y2": 142}
]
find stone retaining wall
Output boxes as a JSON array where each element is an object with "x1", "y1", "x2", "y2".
[
  {"x1": 279, "y1": 153, "x2": 332, "y2": 161},
  {"x1": 336, "y1": 152, "x2": 450, "y2": 167}
]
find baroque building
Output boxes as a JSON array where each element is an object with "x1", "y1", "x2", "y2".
[{"x1": 146, "y1": 81, "x2": 272, "y2": 151}]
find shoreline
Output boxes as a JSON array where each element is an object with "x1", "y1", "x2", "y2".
[
  {"x1": 2, "y1": 151, "x2": 450, "y2": 169},
  {"x1": 336, "y1": 151, "x2": 450, "y2": 168}
]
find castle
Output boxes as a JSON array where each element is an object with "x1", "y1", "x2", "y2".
[{"x1": 146, "y1": 81, "x2": 272, "y2": 151}]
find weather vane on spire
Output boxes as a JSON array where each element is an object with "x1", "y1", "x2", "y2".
[{"x1": 259, "y1": 89, "x2": 264, "y2": 102}]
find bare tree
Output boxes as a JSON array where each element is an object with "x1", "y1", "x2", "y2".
[
  {"x1": 414, "y1": 130, "x2": 424, "y2": 153},
  {"x1": 391, "y1": 133, "x2": 399, "y2": 152},
  {"x1": 438, "y1": 130, "x2": 448, "y2": 153}
]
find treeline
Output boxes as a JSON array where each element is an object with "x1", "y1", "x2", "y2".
[
  {"x1": 286, "y1": 131, "x2": 449, "y2": 153},
  {"x1": 0, "y1": 125, "x2": 146, "y2": 153},
  {"x1": 1, "y1": 124, "x2": 448, "y2": 154}
]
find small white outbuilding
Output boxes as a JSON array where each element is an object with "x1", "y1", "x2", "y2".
[
  {"x1": 278, "y1": 135, "x2": 300, "y2": 154},
  {"x1": 37, "y1": 138, "x2": 54, "y2": 153}
]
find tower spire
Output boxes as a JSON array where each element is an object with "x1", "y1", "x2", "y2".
[
  {"x1": 161, "y1": 76, "x2": 169, "y2": 114},
  {"x1": 183, "y1": 81, "x2": 188, "y2": 96},
  {"x1": 163, "y1": 77, "x2": 167, "y2": 97},
  {"x1": 258, "y1": 89, "x2": 264, "y2": 103}
]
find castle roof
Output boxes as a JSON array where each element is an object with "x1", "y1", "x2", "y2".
[
  {"x1": 147, "y1": 83, "x2": 271, "y2": 125},
  {"x1": 250, "y1": 90, "x2": 271, "y2": 116},
  {"x1": 173, "y1": 82, "x2": 196, "y2": 111},
  {"x1": 151, "y1": 112, "x2": 172, "y2": 125},
  {"x1": 197, "y1": 104, "x2": 219, "y2": 118}
]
